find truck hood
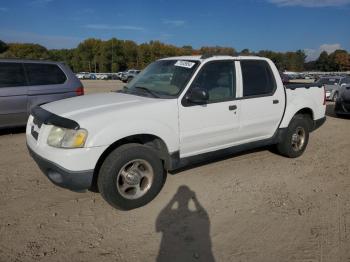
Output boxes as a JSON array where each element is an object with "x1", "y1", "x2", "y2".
[{"x1": 41, "y1": 92, "x2": 161, "y2": 120}]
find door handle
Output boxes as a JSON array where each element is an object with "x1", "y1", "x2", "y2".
[
  {"x1": 229, "y1": 105, "x2": 237, "y2": 111},
  {"x1": 273, "y1": 99, "x2": 279, "y2": 104}
]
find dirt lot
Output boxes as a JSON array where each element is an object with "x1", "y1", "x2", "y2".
[
  {"x1": 81, "y1": 80, "x2": 124, "y2": 94},
  {"x1": 1, "y1": 80, "x2": 350, "y2": 262}
]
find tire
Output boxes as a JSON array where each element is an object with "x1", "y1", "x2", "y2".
[
  {"x1": 276, "y1": 115, "x2": 310, "y2": 158},
  {"x1": 97, "y1": 143, "x2": 166, "y2": 210}
]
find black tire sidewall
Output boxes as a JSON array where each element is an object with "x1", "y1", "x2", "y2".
[
  {"x1": 97, "y1": 144, "x2": 165, "y2": 210},
  {"x1": 278, "y1": 115, "x2": 310, "y2": 158}
]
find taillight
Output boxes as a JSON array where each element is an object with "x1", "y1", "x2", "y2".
[
  {"x1": 76, "y1": 86, "x2": 84, "y2": 96},
  {"x1": 323, "y1": 85, "x2": 326, "y2": 105}
]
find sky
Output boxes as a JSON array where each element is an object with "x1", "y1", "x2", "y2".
[{"x1": 0, "y1": 0, "x2": 349, "y2": 61}]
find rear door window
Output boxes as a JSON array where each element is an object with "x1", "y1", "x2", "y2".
[
  {"x1": 241, "y1": 60, "x2": 276, "y2": 97},
  {"x1": 24, "y1": 63, "x2": 67, "y2": 86},
  {"x1": 0, "y1": 62, "x2": 27, "y2": 88}
]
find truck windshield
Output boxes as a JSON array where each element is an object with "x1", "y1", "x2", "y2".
[
  {"x1": 318, "y1": 78, "x2": 340, "y2": 85},
  {"x1": 124, "y1": 60, "x2": 199, "y2": 98}
]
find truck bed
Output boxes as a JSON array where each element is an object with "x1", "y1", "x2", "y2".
[{"x1": 285, "y1": 82, "x2": 322, "y2": 90}]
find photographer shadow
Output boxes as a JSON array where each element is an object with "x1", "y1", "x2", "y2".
[{"x1": 156, "y1": 185, "x2": 215, "y2": 262}]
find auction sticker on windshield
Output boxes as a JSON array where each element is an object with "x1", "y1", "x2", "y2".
[{"x1": 174, "y1": 60, "x2": 195, "y2": 68}]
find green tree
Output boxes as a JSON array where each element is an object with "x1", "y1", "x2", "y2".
[
  {"x1": 48, "y1": 48, "x2": 75, "y2": 69},
  {"x1": 181, "y1": 45, "x2": 194, "y2": 55},
  {"x1": 200, "y1": 46, "x2": 236, "y2": 56},
  {"x1": 2, "y1": 37, "x2": 336, "y2": 73},
  {"x1": 257, "y1": 50, "x2": 305, "y2": 71},
  {"x1": 329, "y1": 50, "x2": 350, "y2": 71},
  {"x1": 316, "y1": 51, "x2": 331, "y2": 71},
  {"x1": 240, "y1": 48, "x2": 251, "y2": 55},
  {"x1": 1, "y1": 43, "x2": 49, "y2": 59},
  {"x1": 75, "y1": 38, "x2": 102, "y2": 72}
]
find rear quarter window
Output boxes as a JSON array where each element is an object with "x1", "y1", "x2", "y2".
[
  {"x1": 241, "y1": 60, "x2": 276, "y2": 97},
  {"x1": 0, "y1": 62, "x2": 27, "y2": 88},
  {"x1": 24, "y1": 63, "x2": 67, "y2": 86}
]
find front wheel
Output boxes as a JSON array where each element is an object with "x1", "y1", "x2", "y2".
[
  {"x1": 97, "y1": 143, "x2": 166, "y2": 210},
  {"x1": 276, "y1": 115, "x2": 310, "y2": 158}
]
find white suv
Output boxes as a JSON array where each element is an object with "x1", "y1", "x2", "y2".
[{"x1": 27, "y1": 55, "x2": 326, "y2": 210}]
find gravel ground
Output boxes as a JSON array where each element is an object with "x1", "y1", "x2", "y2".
[
  {"x1": 81, "y1": 80, "x2": 124, "y2": 94},
  {"x1": 0, "y1": 80, "x2": 350, "y2": 262}
]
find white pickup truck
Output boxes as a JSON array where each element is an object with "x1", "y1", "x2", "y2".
[{"x1": 26, "y1": 55, "x2": 326, "y2": 210}]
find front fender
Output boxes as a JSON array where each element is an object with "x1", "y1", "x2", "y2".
[{"x1": 85, "y1": 119, "x2": 179, "y2": 153}]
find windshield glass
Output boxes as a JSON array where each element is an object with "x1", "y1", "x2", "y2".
[
  {"x1": 124, "y1": 60, "x2": 199, "y2": 98},
  {"x1": 318, "y1": 78, "x2": 340, "y2": 85}
]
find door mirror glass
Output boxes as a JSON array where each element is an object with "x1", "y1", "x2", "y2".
[{"x1": 186, "y1": 88, "x2": 209, "y2": 104}]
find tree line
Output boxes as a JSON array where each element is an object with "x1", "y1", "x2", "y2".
[{"x1": 0, "y1": 38, "x2": 349, "y2": 72}]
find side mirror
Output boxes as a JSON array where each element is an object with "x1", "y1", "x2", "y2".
[
  {"x1": 186, "y1": 88, "x2": 209, "y2": 104},
  {"x1": 341, "y1": 83, "x2": 346, "y2": 87}
]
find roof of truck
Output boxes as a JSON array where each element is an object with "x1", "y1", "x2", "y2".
[{"x1": 160, "y1": 55, "x2": 268, "y2": 62}]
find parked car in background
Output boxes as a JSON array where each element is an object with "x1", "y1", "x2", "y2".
[
  {"x1": 280, "y1": 72, "x2": 290, "y2": 84},
  {"x1": 316, "y1": 76, "x2": 350, "y2": 101},
  {"x1": 116, "y1": 72, "x2": 123, "y2": 80},
  {"x1": 76, "y1": 72, "x2": 85, "y2": 79},
  {"x1": 95, "y1": 73, "x2": 109, "y2": 80},
  {"x1": 76, "y1": 72, "x2": 92, "y2": 80},
  {"x1": 121, "y1": 69, "x2": 141, "y2": 83},
  {"x1": 334, "y1": 84, "x2": 350, "y2": 116},
  {"x1": 120, "y1": 71, "x2": 127, "y2": 81},
  {"x1": 111, "y1": 73, "x2": 119, "y2": 80},
  {"x1": 0, "y1": 59, "x2": 84, "y2": 129}
]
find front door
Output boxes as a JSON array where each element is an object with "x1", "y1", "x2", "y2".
[{"x1": 179, "y1": 60, "x2": 241, "y2": 158}]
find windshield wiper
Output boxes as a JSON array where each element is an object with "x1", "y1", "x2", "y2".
[{"x1": 133, "y1": 86, "x2": 159, "y2": 98}]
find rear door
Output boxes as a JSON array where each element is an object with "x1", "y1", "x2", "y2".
[
  {"x1": 24, "y1": 63, "x2": 72, "y2": 111},
  {"x1": 238, "y1": 60, "x2": 285, "y2": 142},
  {"x1": 0, "y1": 62, "x2": 28, "y2": 127}
]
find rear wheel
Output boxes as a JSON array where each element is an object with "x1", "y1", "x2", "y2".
[
  {"x1": 97, "y1": 143, "x2": 166, "y2": 210},
  {"x1": 276, "y1": 115, "x2": 310, "y2": 158}
]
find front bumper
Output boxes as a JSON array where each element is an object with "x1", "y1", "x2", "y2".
[{"x1": 27, "y1": 144, "x2": 94, "y2": 191}]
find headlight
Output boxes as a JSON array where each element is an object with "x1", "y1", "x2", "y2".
[{"x1": 47, "y1": 126, "x2": 88, "y2": 148}]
